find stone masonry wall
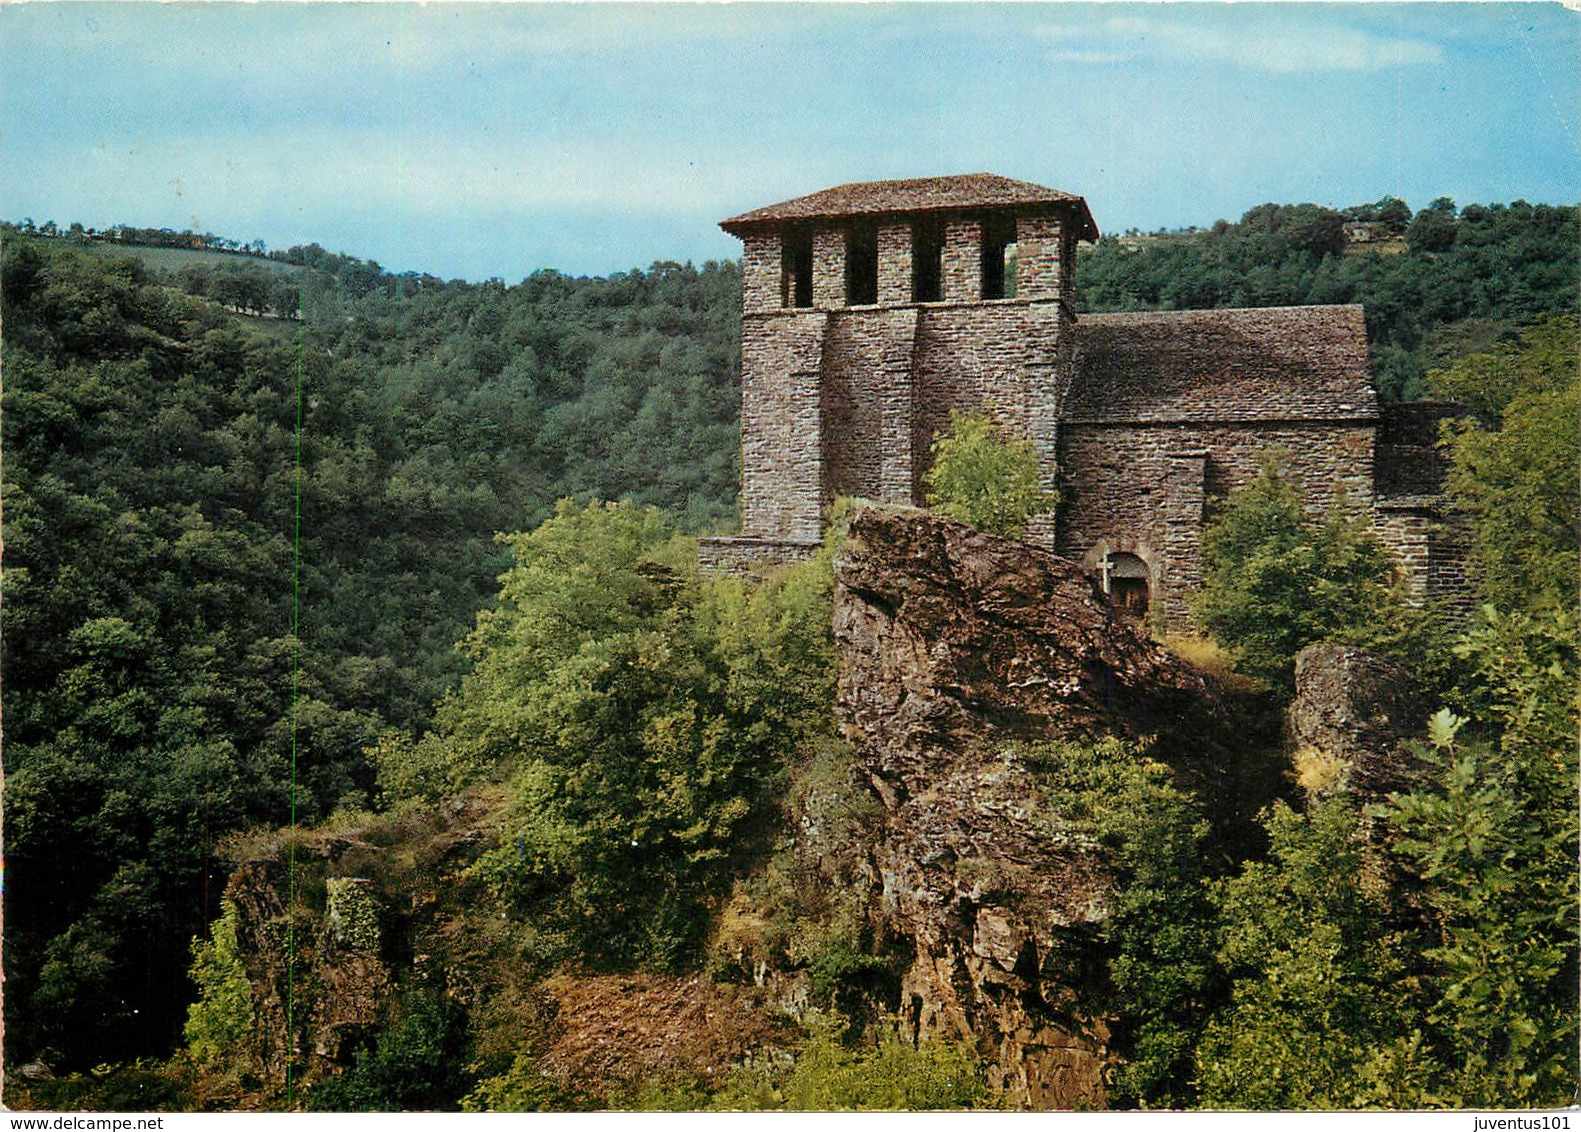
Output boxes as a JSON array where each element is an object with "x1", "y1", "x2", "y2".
[
  {"x1": 812, "y1": 226, "x2": 846, "y2": 309},
  {"x1": 1373, "y1": 501, "x2": 1475, "y2": 615},
  {"x1": 1372, "y1": 504, "x2": 1433, "y2": 603},
  {"x1": 942, "y1": 219, "x2": 983, "y2": 303},
  {"x1": 740, "y1": 231, "x2": 781, "y2": 314},
  {"x1": 912, "y1": 302, "x2": 1069, "y2": 507},
  {"x1": 1013, "y1": 215, "x2": 1067, "y2": 305},
  {"x1": 877, "y1": 223, "x2": 912, "y2": 306},
  {"x1": 740, "y1": 310, "x2": 829, "y2": 541},
  {"x1": 1058, "y1": 422, "x2": 1377, "y2": 621},
  {"x1": 1428, "y1": 516, "x2": 1474, "y2": 616},
  {"x1": 750, "y1": 300, "x2": 1075, "y2": 519},
  {"x1": 697, "y1": 535, "x2": 822, "y2": 576},
  {"x1": 820, "y1": 309, "x2": 920, "y2": 504}
]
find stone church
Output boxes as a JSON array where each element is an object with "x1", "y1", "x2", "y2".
[{"x1": 698, "y1": 174, "x2": 1465, "y2": 623}]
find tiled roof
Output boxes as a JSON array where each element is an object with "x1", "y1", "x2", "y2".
[
  {"x1": 1065, "y1": 306, "x2": 1377, "y2": 423},
  {"x1": 721, "y1": 174, "x2": 1100, "y2": 239}
]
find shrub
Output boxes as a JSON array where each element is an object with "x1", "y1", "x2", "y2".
[
  {"x1": 184, "y1": 900, "x2": 254, "y2": 1073},
  {"x1": 710, "y1": 1021, "x2": 1002, "y2": 1111},
  {"x1": 1195, "y1": 798, "x2": 1427, "y2": 1109},
  {"x1": 1030, "y1": 737, "x2": 1216, "y2": 1107},
  {"x1": 923, "y1": 411, "x2": 1056, "y2": 538},
  {"x1": 1189, "y1": 459, "x2": 1438, "y2": 693},
  {"x1": 309, "y1": 992, "x2": 472, "y2": 1112},
  {"x1": 457, "y1": 500, "x2": 838, "y2": 970}
]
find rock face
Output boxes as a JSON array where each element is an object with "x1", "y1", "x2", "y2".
[
  {"x1": 223, "y1": 849, "x2": 394, "y2": 1093},
  {"x1": 1288, "y1": 642, "x2": 1426, "y2": 802},
  {"x1": 832, "y1": 507, "x2": 1246, "y2": 1109},
  {"x1": 216, "y1": 791, "x2": 504, "y2": 1101}
]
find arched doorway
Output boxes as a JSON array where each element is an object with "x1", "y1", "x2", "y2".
[{"x1": 1102, "y1": 551, "x2": 1151, "y2": 617}]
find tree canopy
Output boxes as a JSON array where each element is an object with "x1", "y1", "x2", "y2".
[{"x1": 922, "y1": 411, "x2": 1056, "y2": 538}]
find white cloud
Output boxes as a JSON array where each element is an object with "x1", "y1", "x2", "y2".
[{"x1": 1037, "y1": 12, "x2": 1445, "y2": 73}]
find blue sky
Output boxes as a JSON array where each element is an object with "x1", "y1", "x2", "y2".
[{"x1": 2, "y1": 2, "x2": 1576, "y2": 281}]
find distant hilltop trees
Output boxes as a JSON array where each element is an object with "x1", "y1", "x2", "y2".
[{"x1": 17, "y1": 217, "x2": 271, "y2": 257}]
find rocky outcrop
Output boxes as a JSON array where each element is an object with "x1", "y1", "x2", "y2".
[
  {"x1": 1288, "y1": 642, "x2": 1426, "y2": 802},
  {"x1": 832, "y1": 507, "x2": 1249, "y2": 1109},
  {"x1": 217, "y1": 790, "x2": 506, "y2": 1100}
]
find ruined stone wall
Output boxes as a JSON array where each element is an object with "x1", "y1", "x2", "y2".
[
  {"x1": 1372, "y1": 503, "x2": 1433, "y2": 602},
  {"x1": 1058, "y1": 422, "x2": 1377, "y2": 620},
  {"x1": 740, "y1": 311, "x2": 829, "y2": 541},
  {"x1": 1373, "y1": 500, "x2": 1475, "y2": 614}
]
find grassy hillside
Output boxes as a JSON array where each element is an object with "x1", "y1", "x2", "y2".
[{"x1": 75, "y1": 240, "x2": 306, "y2": 277}]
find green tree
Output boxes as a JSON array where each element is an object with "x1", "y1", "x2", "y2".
[
  {"x1": 1197, "y1": 605, "x2": 1578, "y2": 1110},
  {"x1": 923, "y1": 411, "x2": 1056, "y2": 538},
  {"x1": 433, "y1": 500, "x2": 837, "y2": 970},
  {"x1": 1385, "y1": 732, "x2": 1577, "y2": 1106},
  {"x1": 1427, "y1": 313, "x2": 1576, "y2": 422},
  {"x1": 183, "y1": 900, "x2": 254, "y2": 1073},
  {"x1": 1380, "y1": 605, "x2": 1580, "y2": 1106},
  {"x1": 1407, "y1": 198, "x2": 1459, "y2": 252},
  {"x1": 308, "y1": 992, "x2": 473, "y2": 1111},
  {"x1": 1195, "y1": 798, "x2": 1433, "y2": 1108},
  {"x1": 1375, "y1": 196, "x2": 1413, "y2": 236},
  {"x1": 1432, "y1": 316, "x2": 1580, "y2": 612},
  {"x1": 1189, "y1": 460, "x2": 1431, "y2": 692},
  {"x1": 1030, "y1": 737, "x2": 1216, "y2": 1108}
]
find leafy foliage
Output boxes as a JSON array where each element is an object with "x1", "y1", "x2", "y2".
[
  {"x1": 1435, "y1": 316, "x2": 1580, "y2": 612},
  {"x1": 183, "y1": 900, "x2": 254, "y2": 1073},
  {"x1": 0, "y1": 230, "x2": 742, "y2": 1068},
  {"x1": 1385, "y1": 604, "x2": 1580, "y2": 1105},
  {"x1": 445, "y1": 501, "x2": 838, "y2": 970},
  {"x1": 8, "y1": 1060, "x2": 196, "y2": 1113},
  {"x1": 1195, "y1": 604, "x2": 1578, "y2": 1109},
  {"x1": 922, "y1": 411, "x2": 1056, "y2": 538},
  {"x1": 308, "y1": 992, "x2": 473, "y2": 1112},
  {"x1": 1030, "y1": 738, "x2": 1216, "y2": 1107},
  {"x1": 704, "y1": 1022, "x2": 1002, "y2": 1111},
  {"x1": 7, "y1": 197, "x2": 1575, "y2": 1091},
  {"x1": 1195, "y1": 797, "x2": 1431, "y2": 1108},
  {"x1": 1190, "y1": 459, "x2": 1436, "y2": 692},
  {"x1": 459, "y1": 1051, "x2": 572, "y2": 1112}
]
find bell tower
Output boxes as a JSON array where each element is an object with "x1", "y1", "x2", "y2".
[{"x1": 699, "y1": 173, "x2": 1099, "y2": 573}]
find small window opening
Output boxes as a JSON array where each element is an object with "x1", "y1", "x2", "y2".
[
  {"x1": 912, "y1": 219, "x2": 943, "y2": 302},
  {"x1": 981, "y1": 215, "x2": 1017, "y2": 300},
  {"x1": 846, "y1": 224, "x2": 878, "y2": 306},
  {"x1": 1101, "y1": 552, "x2": 1151, "y2": 617},
  {"x1": 783, "y1": 227, "x2": 813, "y2": 308}
]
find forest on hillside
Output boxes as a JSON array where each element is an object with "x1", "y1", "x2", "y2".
[{"x1": 1, "y1": 193, "x2": 1576, "y2": 1109}]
